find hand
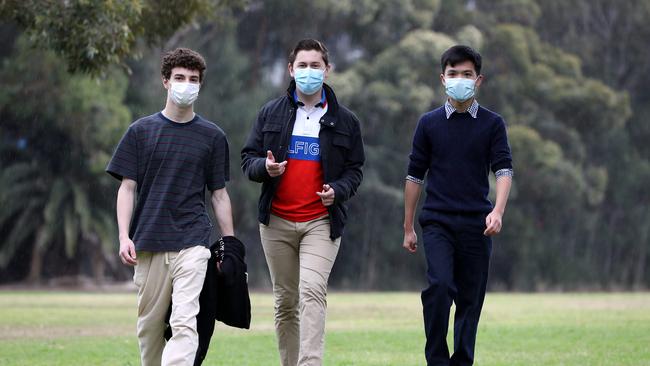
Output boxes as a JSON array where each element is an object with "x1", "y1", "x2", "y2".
[
  {"x1": 316, "y1": 184, "x2": 335, "y2": 206},
  {"x1": 118, "y1": 238, "x2": 137, "y2": 266},
  {"x1": 483, "y1": 210, "x2": 503, "y2": 236},
  {"x1": 403, "y1": 228, "x2": 418, "y2": 253},
  {"x1": 265, "y1": 150, "x2": 287, "y2": 177}
]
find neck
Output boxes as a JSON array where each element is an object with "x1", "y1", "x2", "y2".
[
  {"x1": 296, "y1": 88, "x2": 323, "y2": 108},
  {"x1": 449, "y1": 97, "x2": 474, "y2": 112},
  {"x1": 162, "y1": 100, "x2": 195, "y2": 123}
]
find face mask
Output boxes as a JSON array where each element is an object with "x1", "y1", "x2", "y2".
[
  {"x1": 169, "y1": 82, "x2": 200, "y2": 106},
  {"x1": 294, "y1": 68, "x2": 324, "y2": 95},
  {"x1": 445, "y1": 77, "x2": 477, "y2": 102}
]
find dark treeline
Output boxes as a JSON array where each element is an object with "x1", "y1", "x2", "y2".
[{"x1": 1, "y1": 0, "x2": 648, "y2": 290}]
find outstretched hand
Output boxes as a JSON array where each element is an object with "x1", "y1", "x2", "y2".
[{"x1": 265, "y1": 150, "x2": 287, "y2": 177}]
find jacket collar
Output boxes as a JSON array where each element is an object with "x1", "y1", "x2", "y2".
[{"x1": 286, "y1": 80, "x2": 339, "y2": 128}]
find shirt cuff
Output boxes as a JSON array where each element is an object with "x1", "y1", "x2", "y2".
[
  {"x1": 495, "y1": 168, "x2": 513, "y2": 180},
  {"x1": 406, "y1": 175, "x2": 425, "y2": 185}
]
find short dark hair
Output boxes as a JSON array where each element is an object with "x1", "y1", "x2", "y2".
[
  {"x1": 161, "y1": 48, "x2": 207, "y2": 82},
  {"x1": 288, "y1": 39, "x2": 329, "y2": 66},
  {"x1": 440, "y1": 45, "x2": 482, "y2": 75}
]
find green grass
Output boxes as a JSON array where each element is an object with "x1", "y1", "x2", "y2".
[{"x1": 1, "y1": 292, "x2": 649, "y2": 365}]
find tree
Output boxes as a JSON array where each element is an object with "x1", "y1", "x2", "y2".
[
  {"x1": 0, "y1": 36, "x2": 131, "y2": 283},
  {"x1": 2, "y1": 0, "x2": 648, "y2": 289},
  {"x1": 0, "y1": 0, "x2": 242, "y2": 74}
]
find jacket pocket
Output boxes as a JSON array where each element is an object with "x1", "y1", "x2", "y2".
[
  {"x1": 332, "y1": 130, "x2": 352, "y2": 149},
  {"x1": 262, "y1": 123, "x2": 282, "y2": 150},
  {"x1": 262, "y1": 123, "x2": 283, "y2": 132}
]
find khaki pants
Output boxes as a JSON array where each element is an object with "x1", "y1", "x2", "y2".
[
  {"x1": 133, "y1": 245, "x2": 211, "y2": 366},
  {"x1": 260, "y1": 214, "x2": 341, "y2": 366}
]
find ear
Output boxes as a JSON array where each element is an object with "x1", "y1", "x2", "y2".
[
  {"x1": 162, "y1": 77, "x2": 171, "y2": 90},
  {"x1": 288, "y1": 63, "x2": 294, "y2": 78},
  {"x1": 323, "y1": 64, "x2": 332, "y2": 80},
  {"x1": 475, "y1": 74, "x2": 484, "y2": 88},
  {"x1": 440, "y1": 73, "x2": 446, "y2": 86}
]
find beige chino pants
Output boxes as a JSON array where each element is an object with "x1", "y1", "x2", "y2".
[
  {"x1": 260, "y1": 214, "x2": 342, "y2": 366},
  {"x1": 133, "y1": 245, "x2": 211, "y2": 366}
]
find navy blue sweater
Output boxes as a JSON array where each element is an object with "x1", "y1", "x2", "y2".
[{"x1": 407, "y1": 105, "x2": 512, "y2": 223}]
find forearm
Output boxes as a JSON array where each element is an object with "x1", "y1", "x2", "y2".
[
  {"x1": 328, "y1": 165, "x2": 363, "y2": 203},
  {"x1": 211, "y1": 188, "x2": 234, "y2": 236},
  {"x1": 242, "y1": 154, "x2": 271, "y2": 182},
  {"x1": 241, "y1": 111, "x2": 273, "y2": 183},
  {"x1": 329, "y1": 133, "x2": 365, "y2": 202},
  {"x1": 404, "y1": 180, "x2": 423, "y2": 230},
  {"x1": 116, "y1": 180, "x2": 136, "y2": 240},
  {"x1": 493, "y1": 176, "x2": 512, "y2": 215}
]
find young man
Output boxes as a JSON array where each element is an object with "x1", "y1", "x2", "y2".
[
  {"x1": 403, "y1": 45, "x2": 513, "y2": 366},
  {"x1": 106, "y1": 48, "x2": 234, "y2": 366},
  {"x1": 241, "y1": 39, "x2": 364, "y2": 366}
]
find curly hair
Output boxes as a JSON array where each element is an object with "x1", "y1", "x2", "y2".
[{"x1": 161, "y1": 48, "x2": 207, "y2": 82}]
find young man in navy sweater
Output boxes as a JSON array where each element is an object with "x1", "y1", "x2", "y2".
[{"x1": 402, "y1": 45, "x2": 513, "y2": 366}]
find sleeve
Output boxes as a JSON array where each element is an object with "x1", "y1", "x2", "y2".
[
  {"x1": 406, "y1": 115, "x2": 431, "y2": 184},
  {"x1": 106, "y1": 126, "x2": 138, "y2": 181},
  {"x1": 490, "y1": 116, "x2": 513, "y2": 174},
  {"x1": 328, "y1": 114, "x2": 365, "y2": 203},
  {"x1": 207, "y1": 133, "x2": 230, "y2": 191},
  {"x1": 240, "y1": 106, "x2": 272, "y2": 183}
]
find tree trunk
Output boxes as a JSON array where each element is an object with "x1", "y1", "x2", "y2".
[
  {"x1": 27, "y1": 245, "x2": 43, "y2": 284},
  {"x1": 87, "y1": 233, "x2": 106, "y2": 285},
  {"x1": 249, "y1": 14, "x2": 268, "y2": 89},
  {"x1": 633, "y1": 209, "x2": 649, "y2": 289}
]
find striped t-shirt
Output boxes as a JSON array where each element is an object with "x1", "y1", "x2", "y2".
[{"x1": 106, "y1": 112, "x2": 229, "y2": 252}]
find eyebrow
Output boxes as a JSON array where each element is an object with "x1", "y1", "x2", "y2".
[
  {"x1": 172, "y1": 73, "x2": 200, "y2": 79},
  {"x1": 446, "y1": 69, "x2": 474, "y2": 74}
]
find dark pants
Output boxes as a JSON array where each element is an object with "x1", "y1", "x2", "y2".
[{"x1": 421, "y1": 212, "x2": 492, "y2": 366}]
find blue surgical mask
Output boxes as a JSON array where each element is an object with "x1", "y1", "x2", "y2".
[
  {"x1": 294, "y1": 68, "x2": 324, "y2": 95},
  {"x1": 445, "y1": 77, "x2": 477, "y2": 102}
]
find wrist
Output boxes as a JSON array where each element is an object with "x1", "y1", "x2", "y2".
[{"x1": 492, "y1": 208, "x2": 505, "y2": 216}]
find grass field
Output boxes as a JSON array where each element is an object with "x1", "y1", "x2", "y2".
[{"x1": 0, "y1": 291, "x2": 649, "y2": 365}]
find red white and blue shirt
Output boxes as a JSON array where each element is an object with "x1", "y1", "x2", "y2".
[{"x1": 272, "y1": 91, "x2": 329, "y2": 222}]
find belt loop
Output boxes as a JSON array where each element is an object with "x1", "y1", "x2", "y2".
[{"x1": 164, "y1": 252, "x2": 169, "y2": 265}]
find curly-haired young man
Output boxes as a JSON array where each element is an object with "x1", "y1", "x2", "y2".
[{"x1": 107, "y1": 48, "x2": 234, "y2": 366}]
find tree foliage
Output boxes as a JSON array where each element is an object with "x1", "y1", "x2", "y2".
[
  {"x1": 0, "y1": 0, "x2": 241, "y2": 74},
  {"x1": 1, "y1": 0, "x2": 648, "y2": 289},
  {"x1": 0, "y1": 36, "x2": 131, "y2": 282}
]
